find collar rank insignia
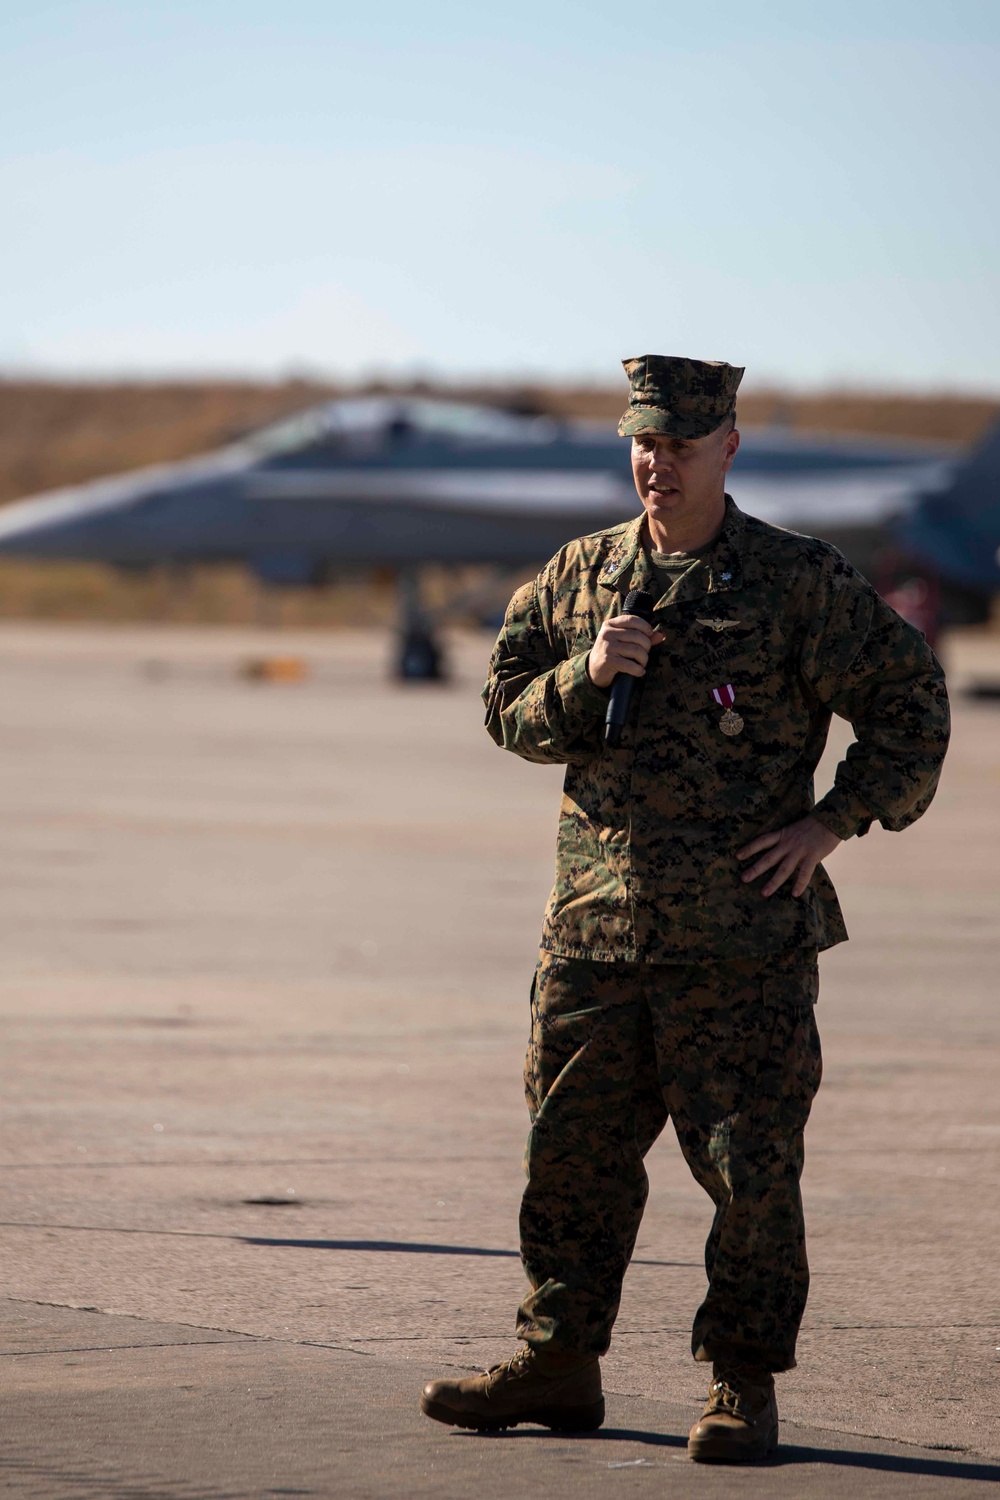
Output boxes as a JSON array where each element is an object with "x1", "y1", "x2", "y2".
[{"x1": 696, "y1": 617, "x2": 740, "y2": 633}]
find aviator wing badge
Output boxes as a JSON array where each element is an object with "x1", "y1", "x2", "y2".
[{"x1": 696, "y1": 617, "x2": 741, "y2": 633}]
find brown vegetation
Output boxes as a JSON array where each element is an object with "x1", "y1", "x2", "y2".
[
  {"x1": 0, "y1": 558, "x2": 399, "y2": 626},
  {"x1": 0, "y1": 380, "x2": 331, "y2": 507},
  {"x1": 512, "y1": 384, "x2": 1000, "y2": 446}
]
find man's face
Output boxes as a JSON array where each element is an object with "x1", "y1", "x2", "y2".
[{"x1": 630, "y1": 422, "x2": 740, "y2": 532}]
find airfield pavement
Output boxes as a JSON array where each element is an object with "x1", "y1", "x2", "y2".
[{"x1": 0, "y1": 620, "x2": 998, "y2": 1499}]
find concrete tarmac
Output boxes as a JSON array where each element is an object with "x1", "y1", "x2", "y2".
[
  {"x1": 4, "y1": 1303, "x2": 999, "y2": 1499},
  {"x1": 0, "y1": 623, "x2": 998, "y2": 1497}
]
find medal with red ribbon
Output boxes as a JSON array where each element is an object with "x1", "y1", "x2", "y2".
[{"x1": 711, "y1": 683, "x2": 744, "y2": 737}]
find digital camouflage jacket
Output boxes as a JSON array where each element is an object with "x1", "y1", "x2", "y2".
[{"x1": 483, "y1": 498, "x2": 950, "y2": 962}]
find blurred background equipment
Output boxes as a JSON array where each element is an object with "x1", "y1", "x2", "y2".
[
  {"x1": 0, "y1": 391, "x2": 990, "y2": 678},
  {"x1": 240, "y1": 655, "x2": 309, "y2": 682},
  {"x1": 895, "y1": 421, "x2": 1000, "y2": 608}
]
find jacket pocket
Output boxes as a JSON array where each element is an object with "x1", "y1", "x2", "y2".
[{"x1": 763, "y1": 950, "x2": 820, "y2": 1009}]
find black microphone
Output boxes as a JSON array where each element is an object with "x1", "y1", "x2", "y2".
[{"x1": 604, "y1": 586, "x2": 658, "y2": 748}]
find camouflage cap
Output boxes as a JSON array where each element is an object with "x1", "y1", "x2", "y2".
[{"x1": 618, "y1": 354, "x2": 744, "y2": 439}]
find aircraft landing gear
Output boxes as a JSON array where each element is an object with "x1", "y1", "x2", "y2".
[
  {"x1": 396, "y1": 625, "x2": 445, "y2": 681},
  {"x1": 394, "y1": 568, "x2": 447, "y2": 682}
]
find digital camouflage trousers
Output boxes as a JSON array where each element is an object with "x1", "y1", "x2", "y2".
[{"x1": 517, "y1": 948, "x2": 822, "y2": 1372}]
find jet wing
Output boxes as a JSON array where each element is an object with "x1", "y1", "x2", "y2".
[{"x1": 0, "y1": 395, "x2": 958, "y2": 574}]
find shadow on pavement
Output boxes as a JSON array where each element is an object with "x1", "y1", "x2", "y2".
[
  {"x1": 775, "y1": 1445, "x2": 1000, "y2": 1481},
  {"x1": 241, "y1": 1236, "x2": 520, "y2": 1256},
  {"x1": 469, "y1": 1426, "x2": 1000, "y2": 1481},
  {"x1": 240, "y1": 1236, "x2": 691, "y2": 1266},
  {"x1": 0, "y1": 1222, "x2": 693, "y2": 1268}
]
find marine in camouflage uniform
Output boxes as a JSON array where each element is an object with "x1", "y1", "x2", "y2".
[{"x1": 422, "y1": 354, "x2": 950, "y2": 1454}]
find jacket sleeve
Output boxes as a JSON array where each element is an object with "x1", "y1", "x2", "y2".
[
  {"x1": 800, "y1": 567, "x2": 950, "y2": 841},
  {"x1": 482, "y1": 576, "x2": 610, "y2": 765}
]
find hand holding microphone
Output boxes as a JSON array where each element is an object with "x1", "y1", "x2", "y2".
[{"x1": 588, "y1": 588, "x2": 663, "y2": 747}]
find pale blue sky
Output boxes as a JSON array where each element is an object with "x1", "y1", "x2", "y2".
[{"x1": 2, "y1": 2, "x2": 998, "y2": 389}]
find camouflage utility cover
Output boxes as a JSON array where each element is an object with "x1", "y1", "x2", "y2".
[
  {"x1": 618, "y1": 354, "x2": 744, "y2": 438},
  {"x1": 483, "y1": 497, "x2": 950, "y2": 962}
]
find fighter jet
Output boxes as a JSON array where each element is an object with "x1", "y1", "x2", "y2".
[
  {"x1": 0, "y1": 394, "x2": 964, "y2": 676},
  {"x1": 895, "y1": 419, "x2": 1000, "y2": 600}
]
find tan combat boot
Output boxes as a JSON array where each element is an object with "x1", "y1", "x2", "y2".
[
  {"x1": 420, "y1": 1346, "x2": 604, "y2": 1432},
  {"x1": 687, "y1": 1362, "x2": 778, "y2": 1463}
]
